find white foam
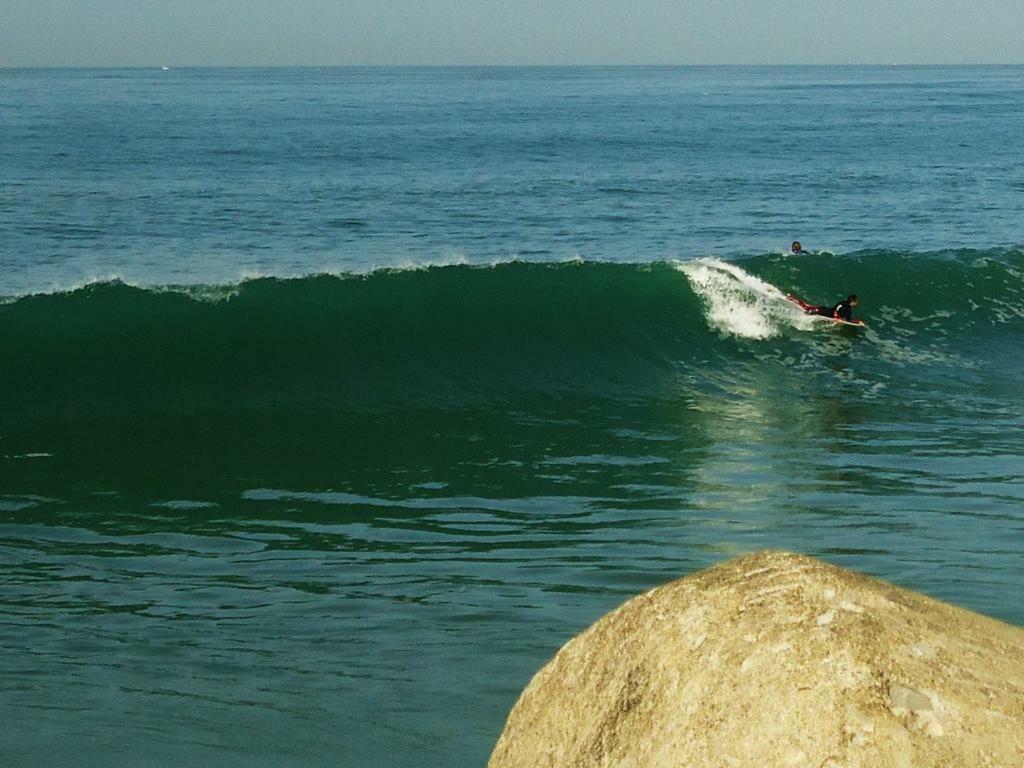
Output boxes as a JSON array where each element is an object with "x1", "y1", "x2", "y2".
[{"x1": 678, "y1": 258, "x2": 794, "y2": 340}]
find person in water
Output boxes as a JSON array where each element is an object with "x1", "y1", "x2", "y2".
[
  {"x1": 791, "y1": 240, "x2": 810, "y2": 255},
  {"x1": 811, "y1": 294, "x2": 859, "y2": 322},
  {"x1": 786, "y1": 293, "x2": 863, "y2": 323}
]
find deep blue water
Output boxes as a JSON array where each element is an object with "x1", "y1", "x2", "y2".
[
  {"x1": 1, "y1": 67, "x2": 1022, "y2": 767},
  {"x1": 3, "y1": 66, "x2": 1024, "y2": 294}
]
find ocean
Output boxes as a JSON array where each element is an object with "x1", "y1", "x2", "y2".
[{"x1": 1, "y1": 66, "x2": 1022, "y2": 767}]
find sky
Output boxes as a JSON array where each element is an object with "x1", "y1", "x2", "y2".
[{"x1": 2, "y1": 0, "x2": 1023, "y2": 67}]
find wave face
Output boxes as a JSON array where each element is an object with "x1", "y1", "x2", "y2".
[
  {"x1": 2, "y1": 261, "x2": 700, "y2": 422},
  {"x1": 2, "y1": 251, "x2": 1021, "y2": 430}
]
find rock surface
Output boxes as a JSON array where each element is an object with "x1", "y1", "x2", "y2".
[{"x1": 489, "y1": 551, "x2": 1024, "y2": 768}]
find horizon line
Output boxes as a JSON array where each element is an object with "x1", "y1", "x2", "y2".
[{"x1": 4, "y1": 62, "x2": 1024, "y2": 71}]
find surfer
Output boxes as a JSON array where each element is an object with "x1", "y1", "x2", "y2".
[
  {"x1": 810, "y1": 294, "x2": 859, "y2": 322},
  {"x1": 791, "y1": 241, "x2": 810, "y2": 255},
  {"x1": 785, "y1": 293, "x2": 863, "y2": 324}
]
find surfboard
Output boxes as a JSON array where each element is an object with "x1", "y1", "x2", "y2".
[{"x1": 785, "y1": 294, "x2": 866, "y2": 328}]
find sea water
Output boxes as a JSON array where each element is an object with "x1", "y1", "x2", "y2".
[{"x1": 1, "y1": 67, "x2": 1022, "y2": 767}]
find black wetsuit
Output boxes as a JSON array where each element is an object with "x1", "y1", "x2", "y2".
[
  {"x1": 832, "y1": 300, "x2": 854, "y2": 322},
  {"x1": 811, "y1": 300, "x2": 854, "y2": 321}
]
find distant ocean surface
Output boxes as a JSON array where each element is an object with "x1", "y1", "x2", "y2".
[{"x1": 1, "y1": 67, "x2": 1022, "y2": 767}]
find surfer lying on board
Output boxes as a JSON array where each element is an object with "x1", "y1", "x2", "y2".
[
  {"x1": 791, "y1": 241, "x2": 811, "y2": 255},
  {"x1": 786, "y1": 293, "x2": 865, "y2": 324}
]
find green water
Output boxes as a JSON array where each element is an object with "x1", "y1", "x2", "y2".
[{"x1": 2, "y1": 256, "x2": 1023, "y2": 766}]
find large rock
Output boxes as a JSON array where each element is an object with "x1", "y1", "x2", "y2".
[{"x1": 490, "y1": 551, "x2": 1024, "y2": 768}]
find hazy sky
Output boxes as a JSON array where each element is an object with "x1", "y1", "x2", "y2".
[{"x1": 2, "y1": 0, "x2": 1022, "y2": 67}]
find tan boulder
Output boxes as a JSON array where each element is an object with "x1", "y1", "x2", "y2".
[{"x1": 490, "y1": 551, "x2": 1024, "y2": 768}]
